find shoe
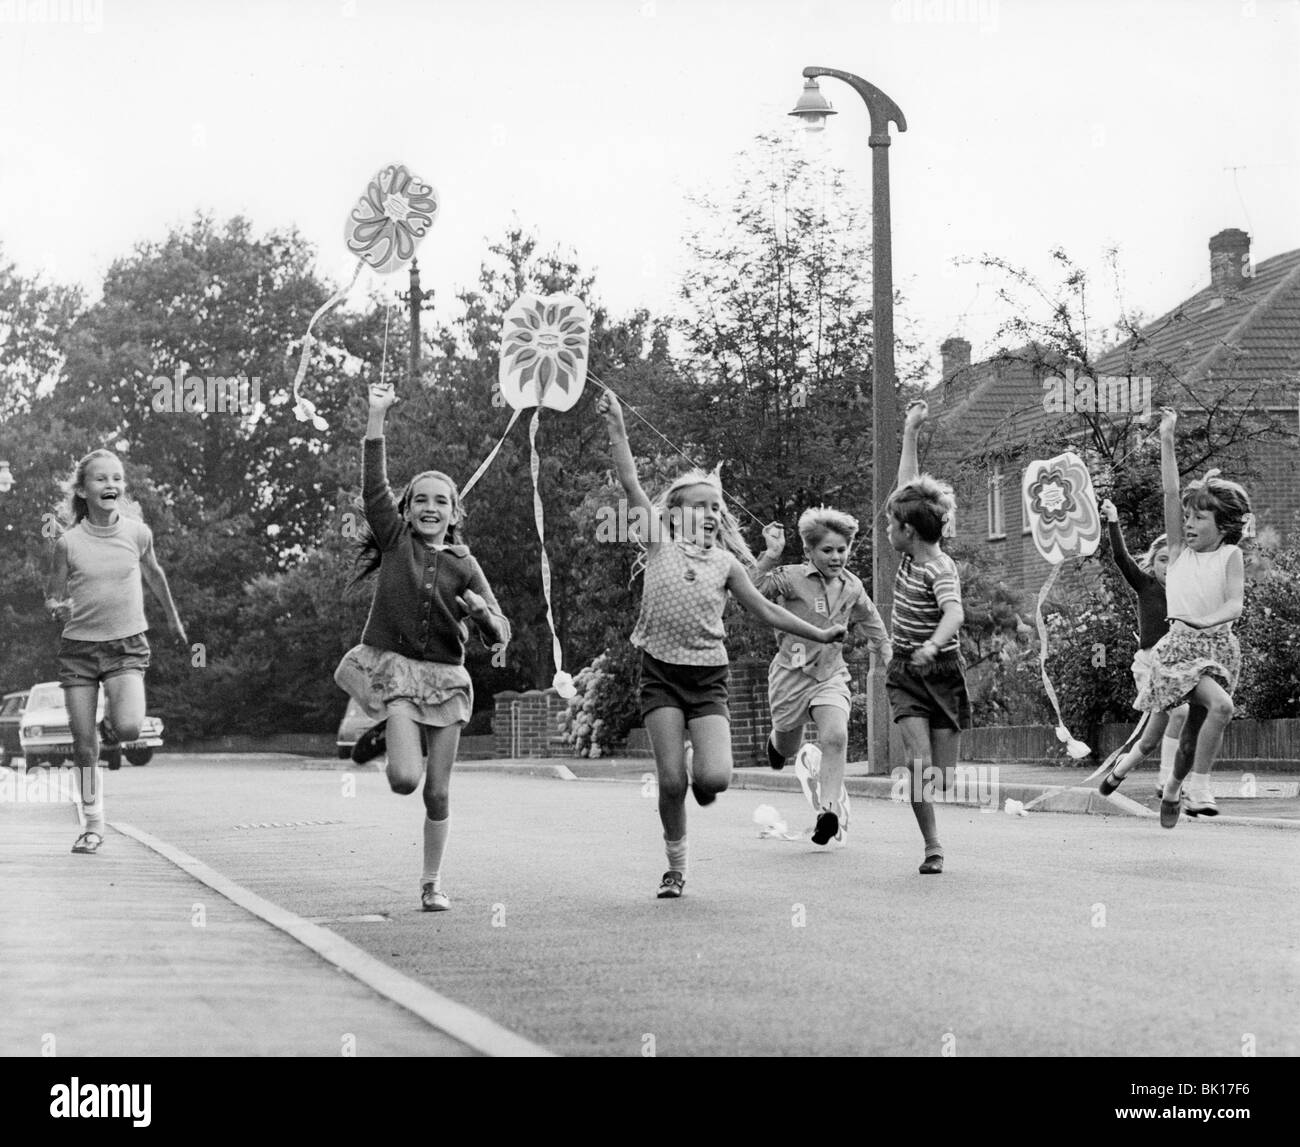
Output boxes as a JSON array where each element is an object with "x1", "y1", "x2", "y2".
[
  {"x1": 656, "y1": 870, "x2": 685, "y2": 899},
  {"x1": 691, "y1": 781, "x2": 716, "y2": 807},
  {"x1": 1155, "y1": 772, "x2": 1171, "y2": 800},
  {"x1": 351, "y1": 720, "x2": 387, "y2": 764},
  {"x1": 1098, "y1": 762, "x2": 1128, "y2": 797},
  {"x1": 1159, "y1": 796, "x2": 1182, "y2": 829},
  {"x1": 71, "y1": 831, "x2": 103, "y2": 854},
  {"x1": 420, "y1": 883, "x2": 450, "y2": 911},
  {"x1": 919, "y1": 853, "x2": 944, "y2": 875},
  {"x1": 1184, "y1": 792, "x2": 1219, "y2": 818},
  {"x1": 811, "y1": 810, "x2": 839, "y2": 846},
  {"x1": 97, "y1": 718, "x2": 118, "y2": 746},
  {"x1": 767, "y1": 739, "x2": 787, "y2": 771}
]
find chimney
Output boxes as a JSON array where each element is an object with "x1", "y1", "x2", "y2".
[
  {"x1": 1209, "y1": 228, "x2": 1251, "y2": 291},
  {"x1": 940, "y1": 337, "x2": 971, "y2": 382}
]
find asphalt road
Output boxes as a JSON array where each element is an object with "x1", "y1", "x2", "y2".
[{"x1": 77, "y1": 753, "x2": 1299, "y2": 1058}]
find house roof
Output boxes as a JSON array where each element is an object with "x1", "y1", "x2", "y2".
[
  {"x1": 933, "y1": 245, "x2": 1300, "y2": 459},
  {"x1": 1094, "y1": 247, "x2": 1300, "y2": 407}
]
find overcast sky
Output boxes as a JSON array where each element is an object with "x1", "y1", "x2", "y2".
[{"x1": 1, "y1": 0, "x2": 1297, "y2": 376}]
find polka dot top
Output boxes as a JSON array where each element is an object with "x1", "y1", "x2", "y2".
[{"x1": 630, "y1": 541, "x2": 733, "y2": 666}]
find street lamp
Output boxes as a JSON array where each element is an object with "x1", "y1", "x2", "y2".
[
  {"x1": 791, "y1": 67, "x2": 907, "y2": 775},
  {"x1": 397, "y1": 256, "x2": 436, "y2": 387}
]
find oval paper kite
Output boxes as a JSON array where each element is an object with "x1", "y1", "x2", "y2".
[
  {"x1": 498, "y1": 293, "x2": 590, "y2": 412},
  {"x1": 1021, "y1": 451, "x2": 1102, "y2": 763},
  {"x1": 344, "y1": 164, "x2": 439, "y2": 275}
]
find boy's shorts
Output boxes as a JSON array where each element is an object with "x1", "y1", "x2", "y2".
[
  {"x1": 886, "y1": 652, "x2": 970, "y2": 731},
  {"x1": 638, "y1": 651, "x2": 729, "y2": 722},
  {"x1": 768, "y1": 662, "x2": 852, "y2": 732},
  {"x1": 57, "y1": 633, "x2": 151, "y2": 687}
]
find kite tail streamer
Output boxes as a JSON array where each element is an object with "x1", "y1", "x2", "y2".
[
  {"x1": 290, "y1": 261, "x2": 365, "y2": 428},
  {"x1": 460, "y1": 408, "x2": 523, "y2": 499},
  {"x1": 1021, "y1": 712, "x2": 1150, "y2": 812},
  {"x1": 1033, "y1": 564, "x2": 1092, "y2": 760},
  {"x1": 528, "y1": 409, "x2": 575, "y2": 699}
]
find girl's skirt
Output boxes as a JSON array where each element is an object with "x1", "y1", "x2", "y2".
[
  {"x1": 334, "y1": 644, "x2": 472, "y2": 728},
  {"x1": 1129, "y1": 646, "x2": 1159, "y2": 712},
  {"x1": 1135, "y1": 621, "x2": 1240, "y2": 713}
]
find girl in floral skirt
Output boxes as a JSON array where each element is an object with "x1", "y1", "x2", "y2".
[{"x1": 335, "y1": 382, "x2": 510, "y2": 908}]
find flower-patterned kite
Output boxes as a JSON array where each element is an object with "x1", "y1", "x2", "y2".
[
  {"x1": 1021, "y1": 451, "x2": 1102, "y2": 762},
  {"x1": 498, "y1": 294, "x2": 590, "y2": 412},
  {"x1": 344, "y1": 164, "x2": 439, "y2": 275},
  {"x1": 289, "y1": 162, "x2": 440, "y2": 431},
  {"x1": 1022, "y1": 452, "x2": 1102, "y2": 564}
]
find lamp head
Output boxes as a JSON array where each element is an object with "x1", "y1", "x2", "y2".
[
  {"x1": 788, "y1": 78, "x2": 836, "y2": 132},
  {"x1": 0, "y1": 461, "x2": 12, "y2": 493}
]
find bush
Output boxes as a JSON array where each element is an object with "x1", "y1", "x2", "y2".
[
  {"x1": 556, "y1": 647, "x2": 641, "y2": 758},
  {"x1": 1235, "y1": 545, "x2": 1300, "y2": 718}
]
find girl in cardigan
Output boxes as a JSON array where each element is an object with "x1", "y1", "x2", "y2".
[{"x1": 335, "y1": 382, "x2": 510, "y2": 909}]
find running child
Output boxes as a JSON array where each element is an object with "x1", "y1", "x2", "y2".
[
  {"x1": 1145, "y1": 407, "x2": 1251, "y2": 828},
  {"x1": 45, "y1": 449, "x2": 187, "y2": 854},
  {"x1": 597, "y1": 391, "x2": 847, "y2": 899},
  {"x1": 1096, "y1": 497, "x2": 1188, "y2": 799},
  {"x1": 335, "y1": 381, "x2": 510, "y2": 910},
  {"x1": 884, "y1": 400, "x2": 968, "y2": 875},
  {"x1": 751, "y1": 508, "x2": 892, "y2": 845}
]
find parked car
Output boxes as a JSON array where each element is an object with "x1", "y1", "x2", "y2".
[
  {"x1": 19, "y1": 681, "x2": 164, "y2": 770},
  {"x1": 0, "y1": 689, "x2": 28, "y2": 768},
  {"x1": 335, "y1": 697, "x2": 371, "y2": 759}
]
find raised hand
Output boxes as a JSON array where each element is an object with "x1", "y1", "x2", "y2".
[
  {"x1": 762, "y1": 522, "x2": 785, "y2": 557},
  {"x1": 1100, "y1": 498, "x2": 1118, "y2": 522},
  {"x1": 369, "y1": 381, "x2": 398, "y2": 412},
  {"x1": 1158, "y1": 406, "x2": 1177, "y2": 436},
  {"x1": 596, "y1": 390, "x2": 626, "y2": 438},
  {"x1": 904, "y1": 399, "x2": 929, "y2": 430}
]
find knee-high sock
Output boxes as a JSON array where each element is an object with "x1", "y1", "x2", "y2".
[
  {"x1": 1158, "y1": 735, "x2": 1178, "y2": 784},
  {"x1": 422, "y1": 816, "x2": 449, "y2": 887},
  {"x1": 664, "y1": 835, "x2": 687, "y2": 875},
  {"x1": 80, "y1": 765, "x2": 104, "y2": 834}
]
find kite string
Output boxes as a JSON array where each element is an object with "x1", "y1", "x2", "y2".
[{"x1": 588, "y1": 371, "x2": 769, "y2": 532}]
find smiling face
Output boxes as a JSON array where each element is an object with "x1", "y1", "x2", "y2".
[
  {"x1": 405, "y1": 475, "x2": 457, "y2": 545},
  {"x1": 807, "y1": 530, "x2": 850, "y2": 579},
  {"x1": 674, "y1": 482, "x2": 723, "y2": 547},
  {"x1": 77, "y1": 455, "x2": 125, "y2": 524},
  {"x1": 1182, "y1": 505, "x2": 1225, "y2": 553}
]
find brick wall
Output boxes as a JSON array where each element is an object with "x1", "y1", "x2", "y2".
[{"x1": 492, "y1": 689, "x2": 569, "y2": 758}]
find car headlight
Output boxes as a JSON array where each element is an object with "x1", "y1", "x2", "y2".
[{"x1": 24, "y1": 725, "x2": 42, "y2": 737}]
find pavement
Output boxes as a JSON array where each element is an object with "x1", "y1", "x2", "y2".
[{"x1": 2, "y1": 750, "x2": 1297, "y2": 1063}]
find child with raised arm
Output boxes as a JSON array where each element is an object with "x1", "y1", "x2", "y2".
[
  {"x1": 884, "y1": 400, "x2": 967, "y2": 874},
  {"x1": 1144, "y1": 407, "x2": 1251, "y2": 828},
  {"x1": 46, "y1": 449, "x2": 187, "y2": 854},
  {"x1": 335, "y1": 382, "x2": 510, "y2": 909},
  {"x1": 597, "y1": 391, "x2": 847, "y2": 898},
  {"x1": 751, "y1": 509, "x2": 892, "y2": 845},
  {"x1": 1096, "y1": 498, "x2": 1188, "y2": 799}
]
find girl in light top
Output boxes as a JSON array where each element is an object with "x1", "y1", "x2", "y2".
[
  {"x1": 46, "y1": 449, "x2": 187, "y2": 855},
  {"x1": 1144, "y1": 407, "x2": 1251, "y2": 828},
  {"x1": 598, "y1": 391, "x2": 846, "y2": 899}
]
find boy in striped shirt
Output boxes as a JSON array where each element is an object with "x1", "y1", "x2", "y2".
[{"x1": 885, "y1": 400, "x2": 969, "y2": 875}]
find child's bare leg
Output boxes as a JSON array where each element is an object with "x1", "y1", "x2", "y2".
[
  {"x1": 930, "y1": 726, "x2": 960, "y2": 794},
  {"x1": 101, "y1": 671, "x2": 145, "y2": 742},
  {"x1": 898, "y1": 717, "x2": 941, "y2": 865},
  {"x1": 645, "y1": 707, "x2": 689, "y2": 842},
  {"x1": 1112, "y1": 711, "x2": 1167, "y2": 779},
  {"x1": 686, "y1": 714, "x2": 733, "y2": 799},
  {"x1": 420, "y1": 724, "x2": 461, "y2": 903},
  {"x1": 770, "y1": 726, "x2": 805, "y2": 762},
  {"x1": 810, "y1": 706, "x2": 848, "y2": 816},
  {"x1": 384, "y1": 705, "x2": 426, "y2": 795},
  {"x1": 1166, "y1": 704, "x2": 1208, "y2": 797},
  {"x1": 63, "y1": 684, "x2": 105, "y2": 843}
]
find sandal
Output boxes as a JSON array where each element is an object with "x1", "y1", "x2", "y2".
[
  {"x1": 71, "y1": 831, "x2": 103, "y2": 854},
  {"x1": 919, "y1": 853, "x2": 944, "y2": 875}
]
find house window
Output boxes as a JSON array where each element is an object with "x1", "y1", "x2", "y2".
[{"x1": 987, "y1": 466, "x2": 1006, "y2": 540}]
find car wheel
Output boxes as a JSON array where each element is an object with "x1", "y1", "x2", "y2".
[
  {"x1": 338, "y1": 746, "x2": 351, "y2": 759},
  {"x1": 125, "y1": 749, "x2": 152, "y2": 766}
]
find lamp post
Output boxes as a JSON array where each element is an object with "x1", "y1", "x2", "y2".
[
  {"x1": 397, "y1": 256, "x2": 436, "y2": 387},
  {"x1": 791, "y1": 67, "x2": 907, "y2": 775}
]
